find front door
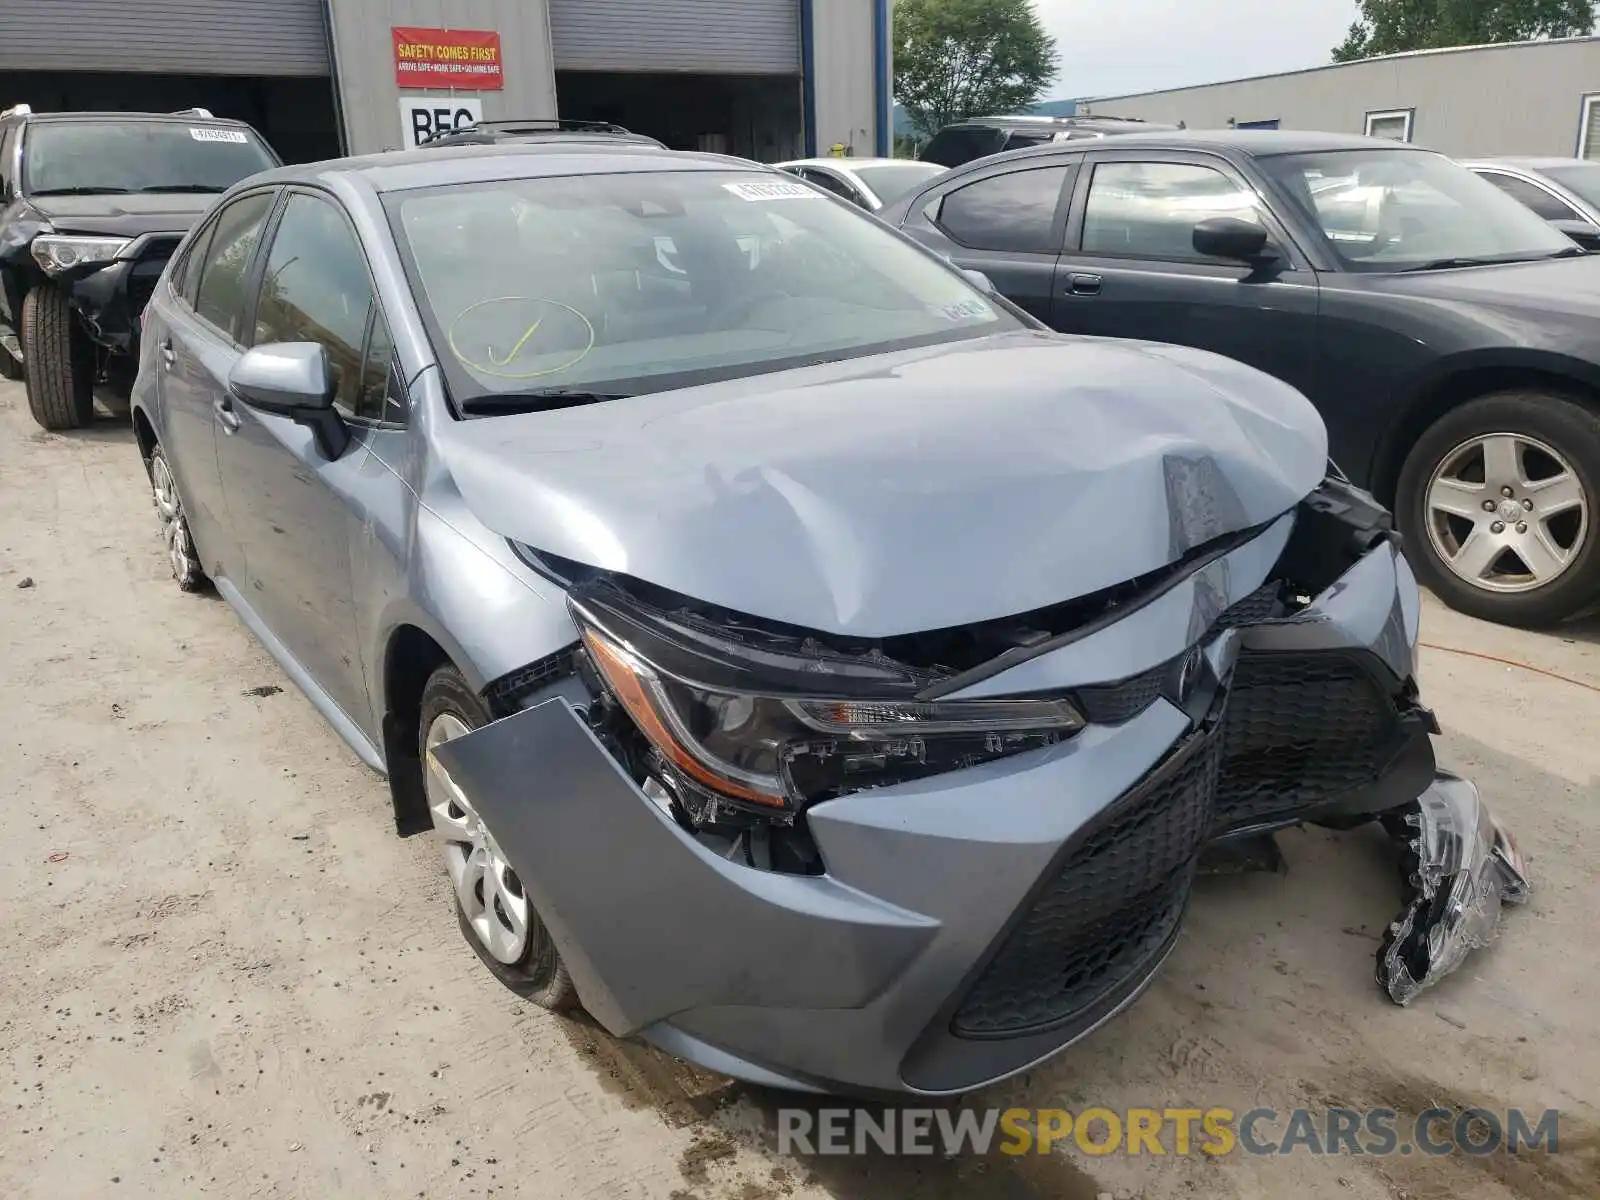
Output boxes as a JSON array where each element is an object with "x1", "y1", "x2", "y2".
[
  {"x1": 1053, "y1": 151, "x2": 1322, "y2": 399},
  {"x1": 214, "y1": 189, "x2": 390, "y2": 733}
]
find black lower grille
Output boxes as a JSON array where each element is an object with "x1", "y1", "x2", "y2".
[
  {"x1": 1213, "y1": 652, "x2": 1398, "y2": 830},
  {"x1": 952, "y1": 727, "x2": 1221, "y2": 1038}
]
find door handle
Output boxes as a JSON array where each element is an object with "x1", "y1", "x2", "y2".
[
  {"x1": 1066, "y1": 272, "x2": 1103, "y2": 296},
  {"x1": 158, "y1": 339, "x2": 176, "y2": 368},
  {"x1": 213, "y1": 396, "x2": 241, "y2": 435}
]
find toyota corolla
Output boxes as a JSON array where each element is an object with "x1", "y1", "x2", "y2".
[{"x1": 128, "y1": 141, "x2": 1517, "y2": 1096}]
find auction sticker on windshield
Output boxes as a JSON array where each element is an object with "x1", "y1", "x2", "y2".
[
  {"x1": 723, "y1": 180, "x2": 823, "y2": 202},
  {"x1": 190, "y1": 128, "x2": 249, "y2": 144},
  {"x1": 934, "y1": 298, "x2": 993, "y2": 322}
]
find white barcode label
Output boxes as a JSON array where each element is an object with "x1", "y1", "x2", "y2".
[
  {"x1": 190, "y1": 127, "x2": 248, "y2": 144},
  {"x1": 723, "y1": 180, "x2": 823, "y2": 202}
]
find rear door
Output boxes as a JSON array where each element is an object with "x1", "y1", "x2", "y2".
[
  {"x1": 158, "y1": 188, "x2": 278, "y2": 578},
  {"x1": 897, "y1": 161, "x2": 1077, "y2": 323},
  {"x1": 1054, "y1": 149, "x2": 1321, "y2": 397}
]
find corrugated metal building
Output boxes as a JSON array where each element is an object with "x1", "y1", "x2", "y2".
[
  {"x1": 0, "y1": 0, "x2": 890, "y2": 163},
  {"x1": 1083, "y1": 36, "x2": 1600, "y2": 160}
]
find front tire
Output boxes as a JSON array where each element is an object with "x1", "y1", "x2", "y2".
[
  {"x1": 1397, "y1": 390, "x2": 1600, "y2": 627},
  {"x1": 20, "y1": 283, "x2": 95, "y2": 431},
  {"x1": 0, "y1": 339, "x2": 22, "y2": 381},
  {"x1": 420, "y1": 665, "x2": 580, "y2": 1011}
]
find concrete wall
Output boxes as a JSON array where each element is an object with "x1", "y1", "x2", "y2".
[
  {"x1": 812, "y1": 0, "x2": 885, "y2": 156},
  {"x1": 326, "y1": 0, "x2": 557, "y2": 156},
  {"x1": 1084, "y1": 37, "x2": 1600, "y2": 159}
]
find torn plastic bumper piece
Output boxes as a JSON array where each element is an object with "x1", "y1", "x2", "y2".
[{"x1": 1377, "y1": 772, "x2": 1529, "y2": 1006}]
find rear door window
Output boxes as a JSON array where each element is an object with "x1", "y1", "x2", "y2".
[
  {"x1": 192, "y1": 192, "x2": 275, "y2": 341},
  {"x1": 937, "y1": 166, "x2": 1072, "y2": 254}
]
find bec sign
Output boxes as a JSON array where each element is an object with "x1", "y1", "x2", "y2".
[{"x1": 399, "y1": 98, "x2": 484, "y2": 148}]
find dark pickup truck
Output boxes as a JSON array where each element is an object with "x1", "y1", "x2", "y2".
[{"x1": 0, "y1": 106, "x2": 279, "y2": 429}]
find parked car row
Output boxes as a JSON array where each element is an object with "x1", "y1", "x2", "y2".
[
  {"x1": 0, "y1": 105, "x2": 1529, "y2": 1096},
  {"x1": 117, "y1": 129, "x2": 1490, "y2": 1096}
]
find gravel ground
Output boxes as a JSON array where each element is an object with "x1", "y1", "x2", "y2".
[{"x1": 1, "y1": 381, "x2": 1597, "y2": 1200}]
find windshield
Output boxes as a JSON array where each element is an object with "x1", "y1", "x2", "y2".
[
  {"x1": 388, "y1": 169, "x2": 1019, "y2": 409},
  {"x1": 852, "y1": 162, "x2": 946, "y2": 204},
  {"x1": 1539, "y1": 163, "x2": 1600, "y2": 211},
  {"x1": 1259, "y1": 148, "x2": 1575, "y2": 271},
  {"x1": 23, "y1": 120, "x2": 276, "y2": 196}
]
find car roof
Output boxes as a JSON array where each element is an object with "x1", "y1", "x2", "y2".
[
  {"x1": 776, "y1": 157, "x2": 931, "y2": 170},
  {"x1": 966, "y1": 128, "x2": 1424, "y2": 163},
  {"x1": 1463, "y1": 156, "x2": 1591, "y2": 170},
  {"x1": 254, "y1": 142, "x2": 769, "y2": 194},
  {"x1": 19, "y1": 110, "x2": 255, "y2": 127}
]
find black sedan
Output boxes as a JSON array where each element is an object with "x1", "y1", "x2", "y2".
[{"x1": 880, "y1": 130, "x2": 1600, "y2": 628}]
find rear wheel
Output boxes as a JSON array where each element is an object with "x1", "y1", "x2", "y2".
[
  {"x1": 420, "y1": 665, "x2": 580, "y2": 1011},
  {"x1": 20, "y1": 283, "x2": 95, "y2": 430},
  {"x1": 147, "y1": 443, "x2": 208, "y2": 593},
  {"x1": 1397, "y1": 390, "x2": 1600, "y2": 627}
]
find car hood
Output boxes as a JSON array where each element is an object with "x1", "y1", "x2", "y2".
[
  {"x1": 434, "y1": 331, "x2": 1328, "y2": 637},
  {"x1": 1365, "y1": 252, "x2": 1600, "y2": 319},
  {"x1": 24, "y1": 192, "x2": 215, "y2": 237}
]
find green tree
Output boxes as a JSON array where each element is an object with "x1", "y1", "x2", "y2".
[
  {"x1": 894, "y1": 0, "x2": 1059, "y2": 140},
  {"x1": 1333, "y1": 0, "x2": 1594, "y2": 62}
]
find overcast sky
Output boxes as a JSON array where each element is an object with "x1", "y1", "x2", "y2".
[{"x1": 1035, "y1": 0, "x2": 1361, "y2": 99}]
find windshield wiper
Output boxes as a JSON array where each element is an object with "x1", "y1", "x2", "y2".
[
  {"x1": 139, "y1": 184, "x2": 227, "y2": 193},
  {"x1": 28, "y1": 186, "x2": 134, "y2": 196},
  {"x1": 1402, "y1": 250, "x2": 1581, "y2": 272},
  {"x1": 461, "y1": 389, "x2": 634, "y2": 415}
]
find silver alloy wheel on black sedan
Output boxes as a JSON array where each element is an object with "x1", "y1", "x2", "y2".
[
  {"x1": 1424, "y1": 432, "x2": 1588, "y2": 593},
  {"x1": 1398, "y1": 390, "x2": 1600, "y2": 628},
  {"x1": 148, "y1": 445, "x2": 206, "y2": 592}
]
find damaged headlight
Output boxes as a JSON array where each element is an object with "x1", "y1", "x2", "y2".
[
  {"x1": 569, "y1": 593, "x2": 1083, "y2": 814},
  {"x1": 31, "y1": 234, "x2": 133, "y2": 276},
  {"x1": 1377, "y1": 773, "x2": 1529, "y2": 1005}
]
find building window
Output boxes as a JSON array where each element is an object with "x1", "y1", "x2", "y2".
[
  {"x1": 1578, "y1": 94, "x2": 1600, "y2": 160},
  {"x1": 1364, "y1": 109, "x2": 1414, "y2": 142},
  {"x1": 1234, "y1": 119, "x2": 1280, "y2": 130}
]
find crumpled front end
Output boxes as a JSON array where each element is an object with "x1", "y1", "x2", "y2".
[{"x1": 432, "y1": 475, "x2": 1448, "y2": 1096}]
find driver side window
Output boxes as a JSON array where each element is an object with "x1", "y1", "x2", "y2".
[
  {"x1": 252, "y1": 192, "x2": 376, "y2": 416},
  {"x1": 1081, "y1": 161, "x2": 1260, "y2": 261}
]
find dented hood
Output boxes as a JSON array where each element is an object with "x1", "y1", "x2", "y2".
[
  {"x1": 435, "y1": 331, "x2": 1328, "y2": 637},
  {"x1": 24, "y1": 191, "x2": 214, "y2": 237}
]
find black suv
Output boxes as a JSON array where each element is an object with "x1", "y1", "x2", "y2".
[
  {"x1": 0, "y1": 106, "x2": 279, "y2": 429},
  {"x1": 919, "y1": 114, "x2": 1178, "y2": 168},
  {"x1": 881, "y1": 130, "x2": 1600, "y2": 628},
  {"x1": 418, "y1": 118, "x2": 666, "y2": 151}
]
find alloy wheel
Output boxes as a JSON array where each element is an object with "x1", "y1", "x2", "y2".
[
  {"x1": 149, "y1": 453, "x2": 197, "y2": 584},
  {"x1": 1423, "y1": 432, "x2": 1589, "y2": 594},
  {"x1": 425, "y1": 713, "x2": 532, "y2": 966}
]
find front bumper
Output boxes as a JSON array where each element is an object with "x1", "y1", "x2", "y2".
[{"x1": 433, "y1": 528, "x2": 1436, "y2": 1096}]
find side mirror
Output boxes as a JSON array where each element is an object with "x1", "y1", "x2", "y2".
[
  {"x1": 228, "y1": 342, "x2": 348, "y2": 458},
  {"x1": 1548, "y1": 217, "x2": 1600, "y2": 251},
  {"x1": 1193, "y1": 216, "x2": 1274, "y2": 263},
  {"x1": 962, "y1": 268, "x2": 997, "y2": 294}
]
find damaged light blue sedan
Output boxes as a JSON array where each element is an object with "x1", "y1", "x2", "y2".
[{"x1": 129, "y1": 142, "x2": 1525, "y2": 1097}]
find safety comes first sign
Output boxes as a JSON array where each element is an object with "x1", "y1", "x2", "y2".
[{"x1": 392, "y1": 27, "x2": 504, "y2": 91}]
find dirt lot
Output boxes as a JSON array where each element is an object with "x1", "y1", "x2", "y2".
[{"x1": 1, "y1": 380, "x2": 1597, "y2": 1200}]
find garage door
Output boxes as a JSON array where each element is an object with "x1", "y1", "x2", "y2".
[
  {"x1": 0, "y1": 0, "x2": 329, "y2": 76},
  {"x1": 550, "y1": 0, "x2": 800, "y2": 74}
]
